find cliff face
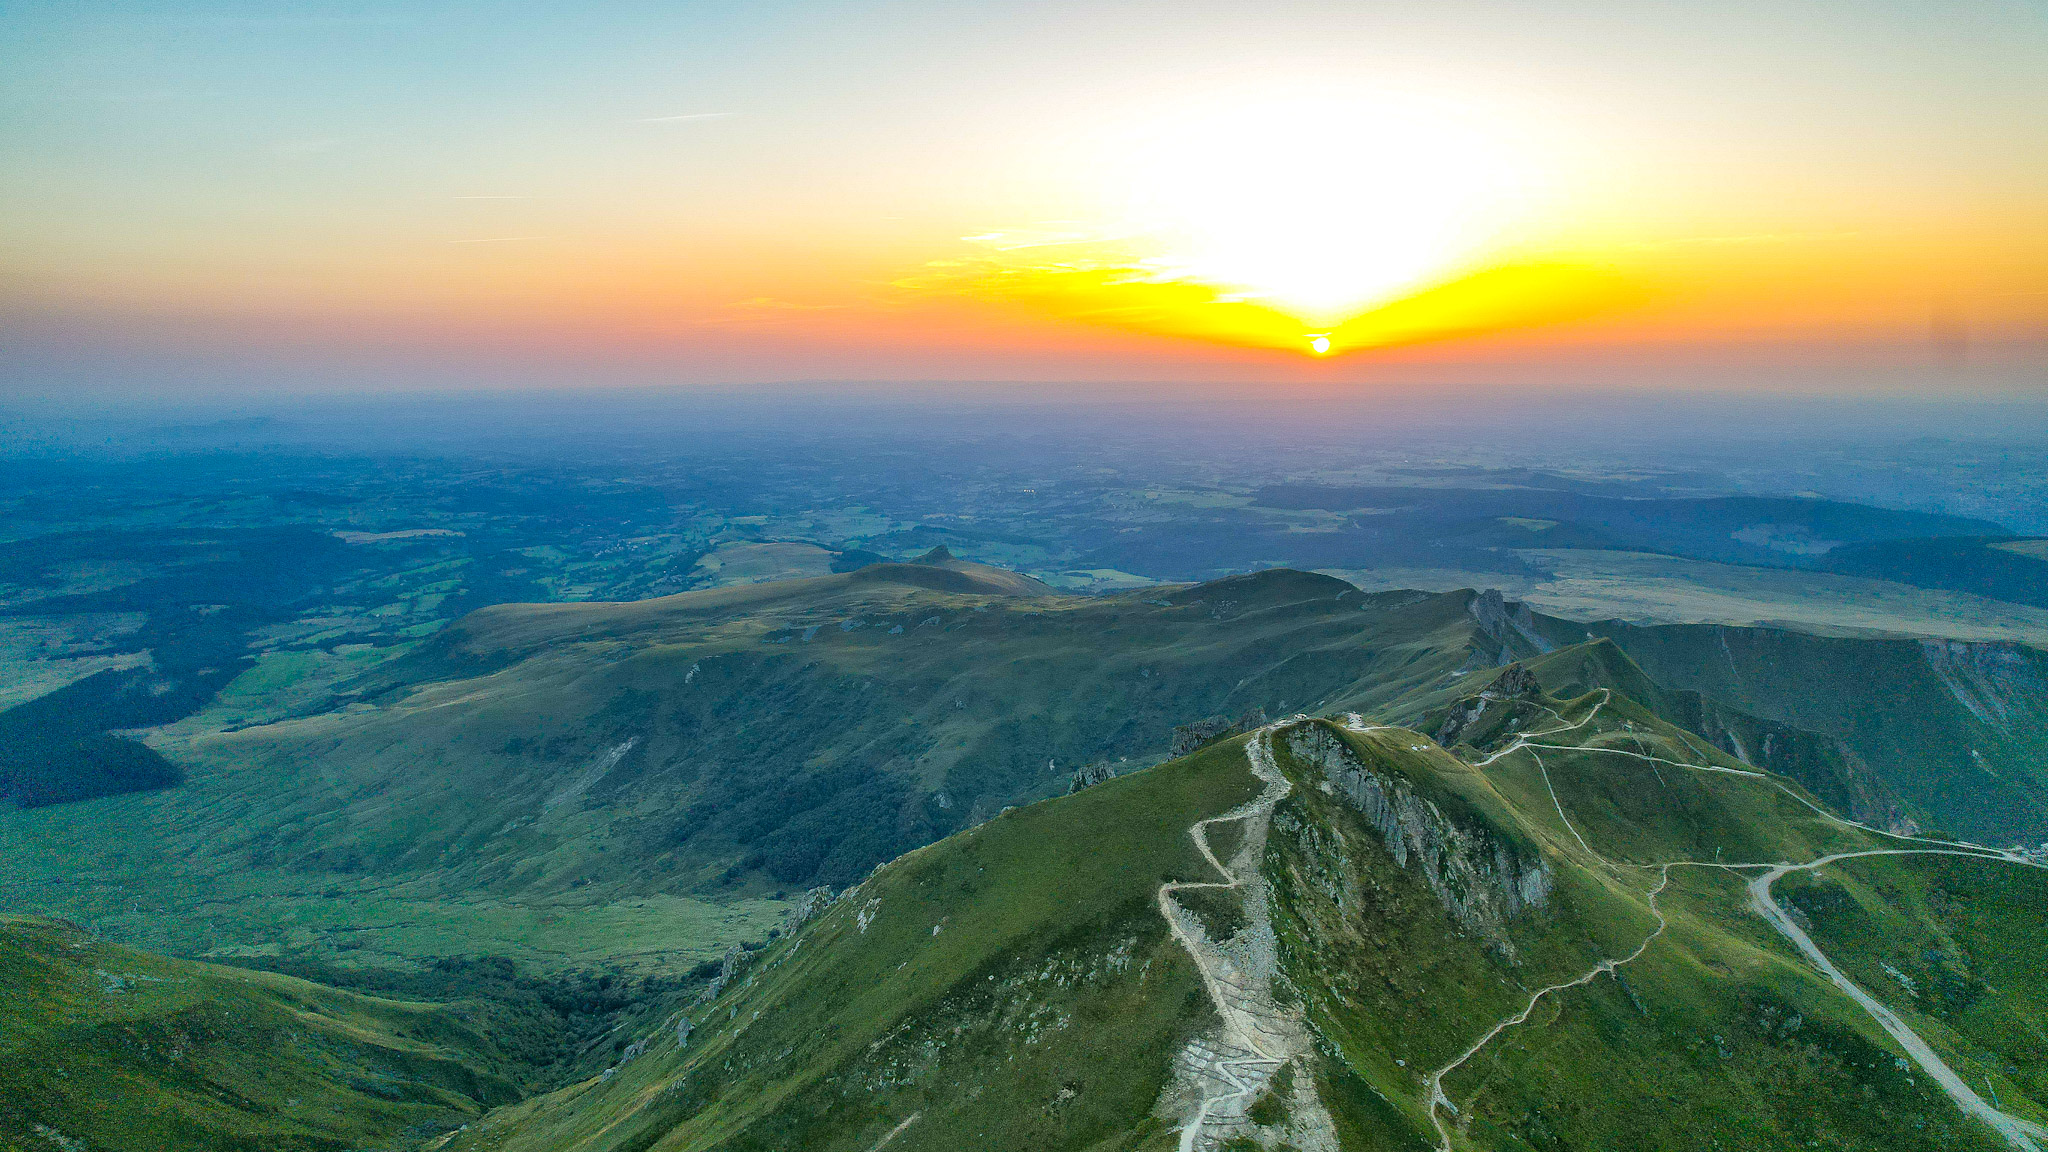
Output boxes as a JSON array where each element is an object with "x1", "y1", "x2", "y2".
[
  {"x1": 1171, "y1": 710, "x2": 1270, "y2": 758},
  {"x1": 1919, "y1": 639, "x2": 2048, "y2": 738},
  {"x1": 1469, "y1": 588, "x2": 1555, "y2": 664},
  {"x1": 1282, "y1": 724, "x2": 1551, "y2": 958},
  {"x1": 1670, "y1": 692, "x2": 1918, "y2": 836}
]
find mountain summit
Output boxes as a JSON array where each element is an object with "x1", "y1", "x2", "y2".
[{"x1": 443, "y1": 667, "x2": 2048, "y2": 1152}]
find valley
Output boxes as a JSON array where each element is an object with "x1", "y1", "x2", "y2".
[
  {"x1": 3, "y1": 469, "x2": 2046, "y2": 1149},
  {"x1": 8, "y1": 2, "x2": 2048, "y2": 1146}
]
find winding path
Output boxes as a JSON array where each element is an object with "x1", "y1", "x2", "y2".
[
  {"x1": 1423, "y1": 867, "x2": 1673, "y2": 1152},
  {"x1": 1750, "y1": 851, "x2": 2048, "y2": 1152},
  {"x1": 1155, "y1": 727, "x2": 1296, "y2": 1152}
]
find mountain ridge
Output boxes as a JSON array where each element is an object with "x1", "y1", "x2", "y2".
[{"x1": 437, "y1": 671, "x2": 2048, "y2": 1151}]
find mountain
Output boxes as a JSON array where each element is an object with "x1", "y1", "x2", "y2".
[
  {"x1": 0, "y1": 568, "x2": 1494, "y2": 974},
  {"x1": 1539, "y1": 618, "x2": 2048, "y2": 844},
  {"x1": 4, "y1": 563, "x2": 2047, "y2": 1150},
  {"x1": 3, "y1": 568, "x2": 2041, "y2": 988},
  {"x1": 435, "y1": 667, "x2": 2048, "y2": 1152}
]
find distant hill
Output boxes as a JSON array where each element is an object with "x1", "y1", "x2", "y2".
[{"x1": 1250, "y1": 487, "x2": 2007, "y2": 572}]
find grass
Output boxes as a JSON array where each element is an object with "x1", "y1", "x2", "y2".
[
  {"x1": 1780, "y1": 853, "x2": 2048, "y2": 1130},
  {"x1": 6, "y1": 562, "x2": 2044, "y2": 1150},
  {"x1": 10, "y1": 628, "x2": 2038, "y2": 1152},
  {"x1": 440, "y1": 736, "x2": 1264, "y2": 1152},
  {"x1": 452, "y1": 664, "x2": 2046, "y2": 1152},
  {"x1": 0, "y1": 570, "x2": 1488, "y2": 980},
  {"x1": 1451, "y1": 865, "x2": 2005, "y2": 1151},
  {"x1": 0, "y1": 915, "x2": 520, "y2": 1152},
  {"x1": 151, "y1": 643, "x2": 417, "y2": 735}
]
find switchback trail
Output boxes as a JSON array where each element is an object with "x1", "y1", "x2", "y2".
[
  {"x1": 1156, "y1": 726, "x2": 1319, "y2": 1152},
  {"x1": 1423, "y1": 867, "x2": 1674, "y2": 1152}
]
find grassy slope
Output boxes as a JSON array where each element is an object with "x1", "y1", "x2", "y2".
[
  {"x1": 1779, "y1": 853, "x2": 2048, "y2": 1130},
  {"x1": 1302, "y1": 679, "x2": 2017, "y2": 1152},
  {"x1": 1262, "y1": 716, "x2": 1653, "y2": 1151},
  {"x1": 443, "y1": 737, "x2": 1266, "y2": 1152},
  {"x1": 1557, "y1": 618, "x2": 2048, "y2": 843},
  {"x1": 0, "y1": 915, "x2": 521, "y2": 1152},
  {"x1": 0, "y1": 570, "x2": 1489, "y2": 975},
  {"x1": 1408, "y1": 664, "x2": 2017, "y2": 1150},
  {"x1": 1455, "y1": 865, "x2": 2003, "y2": 1151}
]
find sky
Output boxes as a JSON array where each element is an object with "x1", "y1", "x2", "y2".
[{"x1": 2, "y1": 1, "x2": 2045, "y2": 399}]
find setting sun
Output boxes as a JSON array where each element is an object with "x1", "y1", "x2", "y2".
[
  {"x1": 1105, "y1": 88, "x2": 1544, "y2": 327},
  {"x1": 895, "y1": 85, "x2": 1626, "y2": 358}
]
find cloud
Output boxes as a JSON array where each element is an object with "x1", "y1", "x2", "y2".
[{"x1": 633, "y1": 112, "x2": 738, "y2": 124}]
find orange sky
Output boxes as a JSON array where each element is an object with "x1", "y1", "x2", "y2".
[{"x1": 3, "y1": 3, "x2": 2045, "y2": 396}]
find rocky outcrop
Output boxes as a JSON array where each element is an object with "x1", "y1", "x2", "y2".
[
  {"x1": 700, "y1": 944, "x2": 745, "y2": 1001},
  {"x1": 786, "y1": 885, "x2": 837, "y2": 928},
  {"x1": 1285, "y1": 724, "x2": 1551, "y2": 957},
  {"x1": 1172, "y1": 709, "x2": 1269, "y2": 758},
  {"x1": 1470, "y1": 590, "x2": 1556, "y2": 659},
  {"x1": 1432, "y1": 664, "x2": 1538, "y2": 747},
  {"x1": 1488, "y1": 662, "x2": 1539, "y2": 700},
  {"x1": 1067, "y1": 762, "x2": 1116, "y2": 793}
]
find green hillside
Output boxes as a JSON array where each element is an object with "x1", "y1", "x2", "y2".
[
  {"x1": 4, "y1": 561, "x2": 2045, "y2": 1150},
  {"x1": 0, "y1": 568, "x2": 1495, "y2": 976},
  {"x1": 1546, "y1": 618, "x2": 2048, "y2": 843},
  {"x1": 438, "y1": 667, "x2": 2045, "y2": 1152},
  {"x1": 4, "y1": 565, "x2": 2041, "y2": 994},
  {"x1": 0, "y1": 915, "x2": 520, "y2": 1152}
]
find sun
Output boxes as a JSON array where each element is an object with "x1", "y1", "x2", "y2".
[
  {"x1": 1102, "y1": 87, "x2": 1544, "y2": 333},
  {"x1": 912, "y1": 85, "x2": 1593, "y2": 357}
]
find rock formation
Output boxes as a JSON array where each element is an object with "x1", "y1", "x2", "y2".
[
  {"x1": 1067, "y1": 762, "x2": 1116, "y2": 793},
  {"x1": 1285, "y1": 724, "x2": 1551, "y2": 958}
]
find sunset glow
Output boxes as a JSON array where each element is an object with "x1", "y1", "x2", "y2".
[
  {"x1": 1112, "y1": 90, "x2": 1545, "y2": 325},
  {"x1": 3, "y1": 2, "x2": 2045, "y2": 393},
  {"x1": 890, "y1": 86, "x2": 1592, "y2": 356}
]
